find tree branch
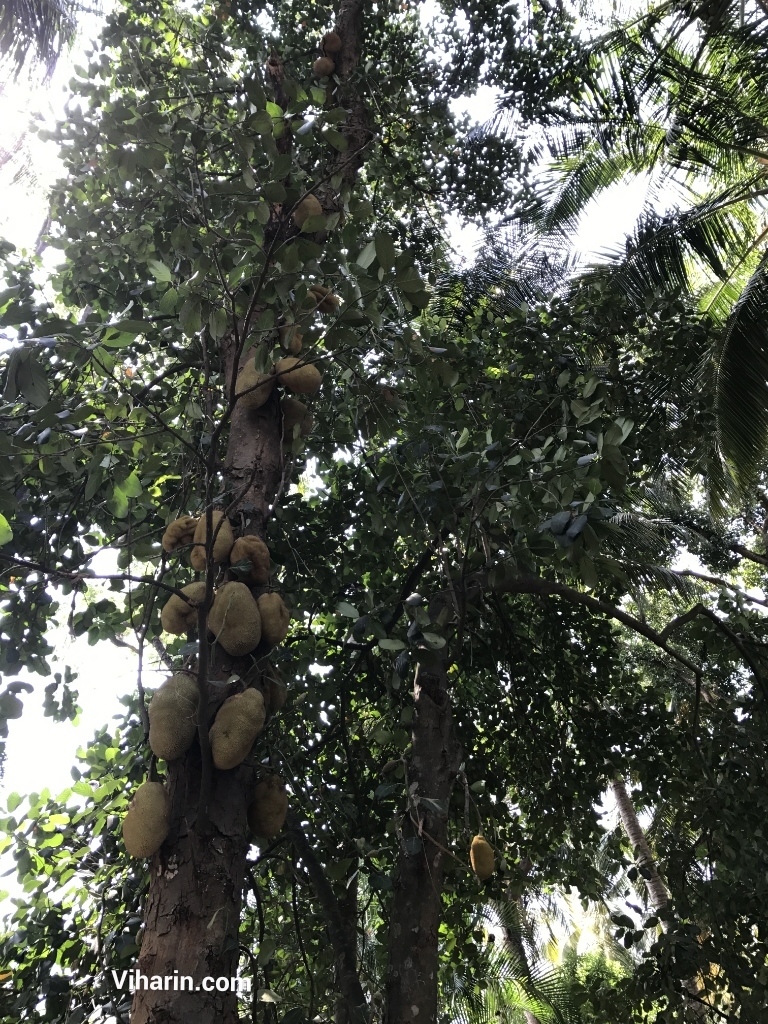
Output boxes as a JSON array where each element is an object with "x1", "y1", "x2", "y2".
[{"x1": 286, "y1": 810, "x2": 368, "y2": 1024}]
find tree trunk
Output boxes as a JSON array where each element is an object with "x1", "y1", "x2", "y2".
[
  {"x1": 287, "y1": 812, "x2": 368, "y2": 1024},
  {"x1": 610, "y1": 776, "x2": 707, "y2": 1020},
  {"x1": 334, "y1": 869, "x2": 360, "y2": 1024},
  {"x1": 131, "y1": 741, "x2": 256, "y2": 1023},
  {"x1": 384, "y1": 654, "x2": 462, "y2": 1024},
  {"x1": 131, "y1": 4, "x2": 373, "y2": 1019},
  {"x1": 610, "y1": 775, "x2": 670, "y2": 913}
]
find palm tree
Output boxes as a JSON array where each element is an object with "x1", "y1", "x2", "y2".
[
  {"x1": 476, "y1": 0, "x2": 768, "y2": 495},
  {"x1": 0, "y1": 0, "x2": 80, "y2": 83}
]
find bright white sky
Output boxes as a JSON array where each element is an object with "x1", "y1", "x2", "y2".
[{"x1": 0, "y1": 4, "x2": 653, "y2": 898}]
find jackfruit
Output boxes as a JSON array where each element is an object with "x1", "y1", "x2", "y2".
[
  {"x1": 148, "y1": 671, "x2": 199, "y2": 761},
  {"x1": 313, "y1": 57, "x2": 335, "y2": 78},
  {"x1": 230, "y1": 536, "x2": 271, "y2": 584},
  {"x1": 257, "y1": 592, "x2": 291, "y2": 646},
  {"x1": 160, "y1": 581, "x2": 207, "y2": 635},
  {"x1": 161, "y1": 516, "x2": 198, "y2": 553},
  {"x1": 281, "y1": 398, "x2": 314, "y2": 438},
  {"x1": 247, "y1": 775, "x2": 288, "y2": 838},
  {"x1": 209, "y1": 687, "x2": 266, "y2": 769},
  {"x1": 208, "y1": 581, "x2": 262, "y2": 655},
  {"x1": 235, "y1": 359, "x2": 275, "y2": 412},
  {"x1": 292, "y1": 194, "x2": 322, "y2": 228},
  {"x1": 308, "y1": 284, "x2": 341, "y2": 314},
  {"x1": 322, "y1": 31, "x2": 342, "y2": 54},
  {"x1": 122, "y1": 781, "x2": 171, "y2": 858},
  {"x1": 470, "y1": 835, "x2": 495, "y2": 881},
  {"x1": 190, "y1": 510, "x2": 234, "y2": 572},
  {"x1": 274, "y1": 356, "x2": 322, "y2": 396}
]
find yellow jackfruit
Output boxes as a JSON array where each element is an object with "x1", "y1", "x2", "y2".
[
  {"x1": 247, "y1": 775, "x2": 289, "y2": 838},
  {"x1": 208, "y1": 581, "x2": 262, "y2": 655},
  {"x1": 281, "y1": 398, "x2": 314, "y2": 438},
  {"x1": 190, "y1": 510, "x2": 234, "y2": 572},
  {"x1": 274, "y1": 356, "x2": 322, "y2": 396},
  {"x1": 257, "y1": 592, "x2": 291, "y2": 646},
  {"x1": 470, "y1": 835, "x2": 495, "y2": 881},
  {"x1": 308, "y1": 284, "x2": 341, "y2": 314},
  {"x1": 322, "y1": 31, "x2": 342, "y2": 54},
  {"x1": 292, "y1": 194, "x2": 323, "y2": 228},
  {"x1": 230, "y1": 536, "x2": 271, "y2": 584},
  {"x1": 122, "y1": 781, "x2": 171, "y2": 858},
  {"x1": 209, "y1": 688, "x2": 266, "y2": 770},
  {"x1": 235, "y1": 359, "x2": 275, "y2": 412},
  {"x1": 160, "y1": 581, "x2": 207, "y2": 635},
  {"x1": 148, "y1": 671, "x2": 199, "y2": 761},
  {"x1": 312, "y1": 56, "x2": 335, "y2": 78},
  {"x1": 161, "y1": 516, "x2": 198, "y2": 553}
]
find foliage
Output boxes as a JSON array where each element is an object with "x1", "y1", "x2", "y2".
[{"x1": 1, "y1": 1, "x2": 768, "y2": 1023}]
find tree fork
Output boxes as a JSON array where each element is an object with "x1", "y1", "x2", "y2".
[{"x1": 384, "y1": 653, "x2": 462, "y2": 1024}]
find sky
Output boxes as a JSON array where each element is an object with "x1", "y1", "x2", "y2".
[{"x1": 0, "y1": 3, "x2": 656, "y2": 901}]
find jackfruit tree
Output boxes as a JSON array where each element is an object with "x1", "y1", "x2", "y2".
[{"x1": 2, "y1": 2, "x2": 768, "y2": 1023}]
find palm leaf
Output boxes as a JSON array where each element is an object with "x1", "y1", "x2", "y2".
[
  {"x1": 0, "y1": 0, "x2": 81, "y2": 82},
  {"x1": 715, "y1": 250, "x2": 768, "y2": 486}
]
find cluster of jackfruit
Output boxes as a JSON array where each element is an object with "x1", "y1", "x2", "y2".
[
  {"x1": 122, "y1": 781, "x2": 171, "y2": 858},
  {"x1": 312, "y1": 30, "x2": 342, "y2": 78},
  {"x1": 148, "y1": 671, "x2": 200, "y2": 762},
  {"x1": 247, "y1": 774, "x2": 289, "y2": 838},
  {"x1": 209, "y1": 687, "x2": 266, "y2": 769},
  {"x1": 161, "y1": 511, "x2": 236, "y2": 573},
  {"x1": 233, "y1": 351, "x2": 321, "y2": 430}
]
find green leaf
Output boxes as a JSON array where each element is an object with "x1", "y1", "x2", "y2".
[
  {"x1": 579, "y1": 556, "x2": 599, "y2": 591},
  {"x1": 209, "y1": 307, "x2": 228, "y2": 340},
  {"x1": 107, "y1": 485, "x2": 129, "y2": 520},
  {"x1": 379, "y1": 638, "x2": 406, "y2": 651},
  {"x1": 322, "y1": 127, "x2": 348, "y2": 152},
  {"x1": 0, "y1": 514, "x2": 12, "y2": 547},
  {"x1": 119, "y1": 471, "x2": 143, "y2": 498},
  {"x1": 101, "y1": 332, "x2": 137, "y2": 349},
  {"x1": 6, "y1": 792, "x2": 22, "y2": 813},
  {"x1": 179, "y1": 298, "x2": 202, "y2": 335},
  {"x1": 336, "y1": 602, "x2": 359, "y2": 619},
  {"x1": 17, "y1": 355, "x2": 50, "y2": 407},
  {"x1": 147, "y1": 259, "x2": 174, "y2": 283},
  {"x1": 375, "y1": 233, "x2": 397, "y2": 271},
  {"x1": 355, "y1": 241, "x2": 376, "y2": 269}
]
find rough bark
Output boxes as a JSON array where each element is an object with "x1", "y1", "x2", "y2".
[
  {"x1": 384, "y1": 654, "x2": 463, "y2": 1024},
  {"x1": 334, "y1": 869, "x2": 360, "y2": 1024},
  {"x1": 132, "y1": 723, "x2": 257, "y2": 1023}
]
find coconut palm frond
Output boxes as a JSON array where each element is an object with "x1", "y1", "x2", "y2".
[
  {"x1": 714, "y1": 251, "x2": 768, "y2": 488},
  {"x1": 0, "y1": 0, "x2": 82, "y2": 82}
]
